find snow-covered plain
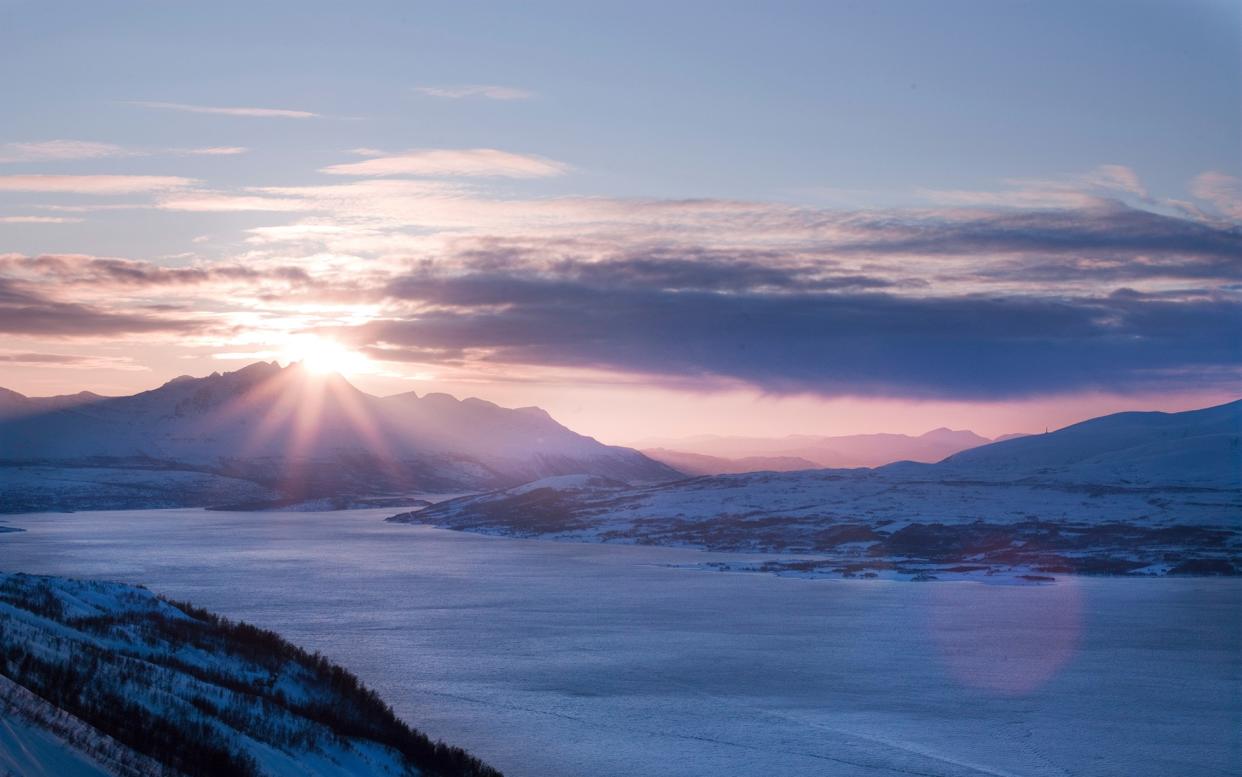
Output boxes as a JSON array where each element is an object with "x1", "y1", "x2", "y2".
[{"x1": 2, "y1": 508, "x2": 1239, "y2": 777}]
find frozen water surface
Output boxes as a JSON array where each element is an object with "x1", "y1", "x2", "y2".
[{"x1": 1, "y1": 508, "x2": 1238, "y2": 777}]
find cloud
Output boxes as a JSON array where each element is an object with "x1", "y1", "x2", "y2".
[
  {"x1": 156, "y1": 191, "x2": 308, "y2": 212},
  {"x1": 0, "y1": 253, "x2": 313, "y2": 289},
  {"x1": 156, "y1": 179, "x2": 460, "y2": 217},
  {"x1": 0, "y1": 140, "x2": 133, "y2": 163},
  {"x1": 0, "y1": 278, "x2": 200, "y2": 338},
  {"x1": 338, "y1": 266, "x2": 1242, "y2": 399},
  {"x1": 6, "y1": 157, "x2": 1239, "y2": 399},
  {"x1": 6, "y1": 194, "x2": 1240, "y2": 398},
  {"x1": 0, "y1": 175, "x2": 196, "y2": 194},
  {"x1": 32, "y1": 203, "x2": 147, "y2": 213},
  {"x1": 1081, "y1": 164, "x2": 1148, "y2": 199},
  {"x1": 127, "y1": 101, "x2": 319, "y2": 119},
  {"x1": 1191, "y1": 171, "x2": 1242, "y2": 219},
  {"x1": 828, "y1": 204, "x2": 1242, "y2": 267},
  {"x1": 920, "y1": 165, "x2": 1151, "y2": 209},
  {"x1": 0, "y1": 352, "x2": 144, "y2": 370},
  {"x1": 0, "y1": 216, "x2": 83, "y2": 224},
  {"x1": 414, "y1": 85, "x2": 534, "y2": 100},
  {"x1": 320, "y1": 148, "x2": 568, "y2": 178},
  {"x1": 183, "y1": 146, "x2": 249, "y2": 156}
]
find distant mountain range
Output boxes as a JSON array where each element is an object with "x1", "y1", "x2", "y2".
[
  {"x1": 640, "y1": 449, "x2": 822, "y2": 476},
  {"x1": 639, "y1": 427, "x2": 1023, "y2": 474},
  {"x1": 0, "y1": 362, "x2": 678, "y2": 512},
  {"x1": 392, "y1": 400, "x2": 1242, "y2": 579}
]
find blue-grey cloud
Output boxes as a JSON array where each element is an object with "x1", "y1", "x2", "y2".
[
  {"x1": 0, "y1": 279, "x2": 199, "y2": 337},
  {"x1": 335, "y1": 262, "x2": 1242, "y2": 398}
]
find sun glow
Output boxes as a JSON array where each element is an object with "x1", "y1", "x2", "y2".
[{"x1": 281, "y1": 336, "x2": 371, "y2": 376}]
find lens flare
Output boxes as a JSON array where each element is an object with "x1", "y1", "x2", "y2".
[{"x1": 281, "y1": 336, "x2": 371, "y2": 377}]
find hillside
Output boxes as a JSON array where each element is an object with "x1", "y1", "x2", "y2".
[
  {"x1": 0, "y1": 571, "x2": 500, "y2": 777},
  {"x1": 928, "y1": 399, "x2": 1242, "y2": 486},
  {"x1": 0, "y1": 363, "x2": 679, "y2": 512},
  {"x1": 391, "y1": 400, "x2": 1242, "y2": 580}
]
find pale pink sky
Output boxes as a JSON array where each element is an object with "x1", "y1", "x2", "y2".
[{"x1": 2, "y1": 355, "x2": 1235, "y2": 445}]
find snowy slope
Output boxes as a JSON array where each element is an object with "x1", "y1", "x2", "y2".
[
  {"x1": 392, "y1": 400, "x2": 1242, "y2": 579},
  {"x1": 927, "y1": 399, "x2": 1242, "y2": 486},
  {"x1": 0, "y1": 571, "x2": 501, "y2": 776},
  {"x1": 0, "y1": 362, "x2": 678, "y2": 511}
]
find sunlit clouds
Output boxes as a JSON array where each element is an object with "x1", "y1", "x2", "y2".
[
  {"x1": 0, "y1": 140, "x2": 135, "y2": 163},
  {"x1": 0, "y1": 175, "x2": 198, "y2": 194},
  {"x1": 127, "y1": 100, "x2": 321, "y2": 119},
  {"x1": 184, "y1": 146, "x2": 249, "y2": 156},
  {"x1": 414, "y1": 85, "x2": 534, "y2": 100},
  {"x1": 320, "y1": 148, "x2": 569, "y2": 178},
  {"x1": 1190, "y1": 172, "x2": 1242, "y2": 220},
  {"x1": 0, "y1": 104, "x2": 1236, "y2": 438}
]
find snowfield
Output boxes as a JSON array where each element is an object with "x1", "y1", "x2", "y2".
[{"x1": 0, "y1": 571, "x2": 500, "y2": 777}]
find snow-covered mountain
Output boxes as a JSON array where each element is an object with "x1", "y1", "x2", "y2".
[
  {"x1": 924, "y1": 399, "x2": 1242, "y2": 487},
  {"x1": 0, "y1": 362, "x2": 679, "y2": 512},
  {"x1": 638, "y1": 427, "x2": 1005, "y2": 471},
  {"x1": 391, "y1": 400, "x2": 1242, "y2": 580},
  {"x1": 0, "y1": 571, "x2": 500, "y2": 777}
]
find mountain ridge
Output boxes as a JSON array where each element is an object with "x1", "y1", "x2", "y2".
[
  {"x1": 638, "y1": 426, "x2": 1012, "y2": 472},
  {"x1": 0, "y1": 362, "x2": 679, "y2": 512}
]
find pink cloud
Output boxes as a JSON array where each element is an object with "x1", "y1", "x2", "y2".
[
  {"x1": 128, "y1": 101, "x2": 319, "y2": 119},
  {"x1": 0, "y1": 215, "x2": 84, "y2": 224},
  {"x1": 184, "y1": 146, "x2": 249, "y2": 156},
  {"x1": 0, "y1": 140, "x2": 133, "y2": 163},
  {"x1": 1190, "y1": 171, "x2": 1242, "y2": 219},
  {"x1": 0, "y1": 175, "x2": 197, "y2": 194},
  {"x1": 320, "y1": 148, "x2": 568, "y2": 178},
  {"x1": 156, "y1": 191, "x2": 308, "y2": 212},
  {"x1": 414, "y1": 85, "x2": 534, "y2": 100}
]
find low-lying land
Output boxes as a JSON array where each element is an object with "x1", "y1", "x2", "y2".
[
  {"x1": 391, "y1": 402, "x2": 1242, "y2": 581},
  {"x1": 389, "y1": 471, "x2": 1240, "y2": 581}
]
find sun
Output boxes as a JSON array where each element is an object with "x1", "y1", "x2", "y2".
[{"x1": 282, "y1": 336, "x2": 371, "y2": 377}]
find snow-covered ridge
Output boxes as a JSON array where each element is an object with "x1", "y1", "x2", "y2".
[
  {"x1": 391, "y1": 400, "x2": 1242, "y2": 580},
  {"x1": 0, "y1": 362, "x2": 679, "y2": 512},
  {"x1": 0, "y1": 571, "x2": 501, "y2": 777}
]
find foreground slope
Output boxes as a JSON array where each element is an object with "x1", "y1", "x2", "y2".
[
  {"x1": 0, "y1": 362, "x2": 678, "y2": 512},
  {"x1": 0, "y1": 571, "x2": 500, "y2": 777},
  {"x1": 392, "y1": 401, "x2": 1242, "y2": 579}
]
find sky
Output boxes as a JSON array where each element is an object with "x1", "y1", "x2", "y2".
[{"x1": 0, "y1": 0, "x2": 1239, "y2": 442}]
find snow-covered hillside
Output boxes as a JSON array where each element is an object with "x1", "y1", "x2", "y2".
[
  {"x1": 0, "y1": 362, "x2": 678, "y2": 512},
  {"x1": 928, "y1": 398, "x2": 1242, "y2": 486},
  {"x1": 391, "y1": 400, "x2": 1242, "y2": 580},
  {"x1": 0, "y1": 571, "x2": 500, "y2": 777}
]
